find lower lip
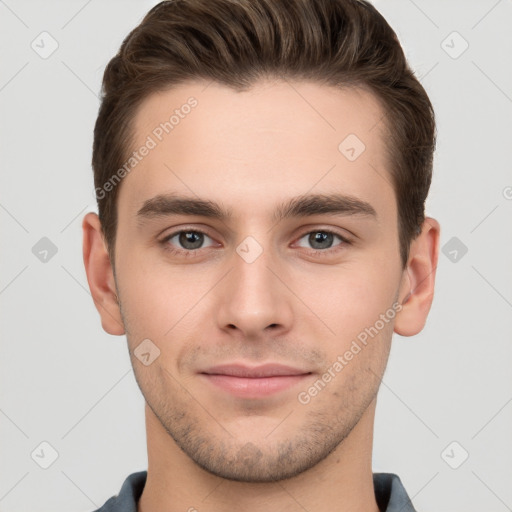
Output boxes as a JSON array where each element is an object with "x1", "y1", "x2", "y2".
[{"x1": 200, "y1": 374, "x2": 311, "y2": 398}]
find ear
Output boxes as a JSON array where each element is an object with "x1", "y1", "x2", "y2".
[
  {"x1": 394, "y1": 217, "x2": 440, "y2": 336},
  {"x1": 82, "y1": 212, "x2": 125, "y2": 336}
]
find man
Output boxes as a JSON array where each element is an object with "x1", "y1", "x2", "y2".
[{"x1": 82, "y1": 0, "x2": 439, "y2": 510}]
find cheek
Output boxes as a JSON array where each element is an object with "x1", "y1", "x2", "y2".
[
  {"x1": 115, "y1": 247, "x2": 219, "y2": 359},
  {"x1": 115, "y1": 250, "x2": 178, "y2": 337},
  {"x1": 292, "y1": 261, "x2": 400, "y2": 343}
]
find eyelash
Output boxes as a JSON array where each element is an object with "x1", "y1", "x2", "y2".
[{"x1": 159, "y1": 228, "x2": 352, "y2": 258}]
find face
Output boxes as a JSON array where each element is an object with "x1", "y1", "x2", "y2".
[{"x1": 108, "y1": 79, "x2": 408, "y2": 481}]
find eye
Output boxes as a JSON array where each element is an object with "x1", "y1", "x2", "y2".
[
  {"x1": 160, "y1": 229, "x2": 217, "y2": 255},
  {"x1": 295, "y1": 230, "x2": 349, "y2": 252},
  {"x1": 159, "y1": 227, "x2": 351, "y2": 259}
]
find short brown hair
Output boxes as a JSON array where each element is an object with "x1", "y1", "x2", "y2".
[{"x1": 92, "y1": 0, "x2": 436, "y2": 268}]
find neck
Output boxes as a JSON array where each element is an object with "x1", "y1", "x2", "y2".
[{"x1": 137, "y1": 399, "x2": 380, "y2": 512}]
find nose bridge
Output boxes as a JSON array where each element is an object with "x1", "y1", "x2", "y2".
[{"x1": 215, "y1": 234, "x2": 293, "y2": 337}]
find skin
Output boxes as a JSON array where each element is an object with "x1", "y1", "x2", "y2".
[{"x1": 83, "y1": 79, "x2": 440, "y2": 512}]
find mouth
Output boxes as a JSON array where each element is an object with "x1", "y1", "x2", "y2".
[{"x1": 199, "y1": 363, "x2": 313, "y2": 398}]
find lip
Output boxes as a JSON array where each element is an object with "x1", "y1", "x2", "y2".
[
  {"x1": 199, "y1": 363, "x2": 312, "y2": 398},
  {"x1": 201, "y1": 363, "x2": 310, "y2": 378}
]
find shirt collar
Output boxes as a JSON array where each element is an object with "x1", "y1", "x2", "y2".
[{"x1": 93, "y1": 470, "x2": 417, "y2": 512}]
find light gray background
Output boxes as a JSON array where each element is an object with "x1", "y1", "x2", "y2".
[{"x1": 1, "y1": 0, "x2": 511, "y2": 511}]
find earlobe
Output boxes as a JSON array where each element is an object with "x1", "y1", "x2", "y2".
[
  {"x1": 394, "y1": 217, "x2": 440, "y2": 337},
  {"x1": 82, "y1": 212, "x2": 125, "y2": 336}
]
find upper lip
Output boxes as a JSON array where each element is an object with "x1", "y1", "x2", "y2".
[{"x1": 200, "y1": 363, "x2": 311, "y2": 378}]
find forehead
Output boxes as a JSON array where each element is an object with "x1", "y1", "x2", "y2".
[{"x1": 119, "y1": 79, "x2": 394, "y2": 221}]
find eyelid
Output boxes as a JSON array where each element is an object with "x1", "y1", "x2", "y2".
[
  {"x1": 159, "y1": 227, "x2": 218, "y2": 248},
  {"x1": 292, "y1": 224, "x2": 353, "y2": 242}
]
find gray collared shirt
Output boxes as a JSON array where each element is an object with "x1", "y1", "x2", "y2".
[{"x1": 92, "y1": 471, "x2": 417, "y2": 511}]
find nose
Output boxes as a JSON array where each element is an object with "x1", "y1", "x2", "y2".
[{"x1": 215, "y1": 241, "x2": 293, "y2": 340}]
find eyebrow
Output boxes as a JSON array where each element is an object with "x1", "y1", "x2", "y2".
[{"x1": 136, "y1": 192, "x2": 377, "y2": 225}]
